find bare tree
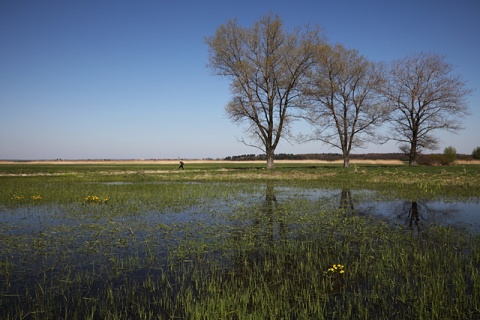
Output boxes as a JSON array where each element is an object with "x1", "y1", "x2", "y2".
[
  {"x1": 381, "y1": 52, "x2": 471, "y2": 166},
  {"x1": 301, "y1": 44, "x2": 387, "y2": 168},
  {"x1": 205, "y1": 14, "x2": 325, "y2": 169}
]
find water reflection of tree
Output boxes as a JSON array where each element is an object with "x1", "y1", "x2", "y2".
[
  {"x1": 339, "y1": 189, "x2": 355, "y2": 215},
  {"x1": 229, "y1": 181, "x2": 288, "y2": 271},
  {"x1": 405, "y1": 201, "x2": 420, "y2": 230},
  {"x1": 396, "y1": 201, "x2": 460, "y2": 233},
  {"x1": 257, "y1": 181, "x2": 287, "y2": 244}
]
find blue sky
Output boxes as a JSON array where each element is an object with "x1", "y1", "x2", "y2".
[{"x1": 1, "y1": 0, "x2": 479, "y2": 160}]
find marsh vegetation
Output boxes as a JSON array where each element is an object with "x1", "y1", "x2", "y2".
[{"x1": 1, "y1": 162, "x2": 479, "y2": 319}]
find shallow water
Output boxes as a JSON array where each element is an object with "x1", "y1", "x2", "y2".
[
  {"x1": 1, "y1": 182, "x2": 479, "y2": 318},
  {"x1": 272, "y1": 186, "x2": 480, "y2": 233},
  {"x1": 1, "y1": 184, "x2": 479, "y2": 234},
  {"x1": 359, "y1": 199, "x2": 480, "y2": 233}
]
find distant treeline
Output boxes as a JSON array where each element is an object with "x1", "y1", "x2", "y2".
[
  {"x1": 224, "y1": 153, "x2": 473, "y2": 161},
  {"x1": 224, "y1": 153, "x2": 407, "y2": 161}
]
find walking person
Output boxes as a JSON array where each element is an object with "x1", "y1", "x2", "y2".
[{"x1": 179, "y1": 160, "x2": 184, "y2": 170}]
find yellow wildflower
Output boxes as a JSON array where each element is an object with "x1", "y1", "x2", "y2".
[{"x1": 327, "y1": 264, "x2": 345, "y2": 274}]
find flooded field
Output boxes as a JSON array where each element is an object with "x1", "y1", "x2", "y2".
[{"x1": 1, "y1": 164, "x2": 480, "y2": 319}]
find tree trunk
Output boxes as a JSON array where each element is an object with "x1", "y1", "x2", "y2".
[
  {"x1": 343, "y1": 156, "x2": 350, "y2": 168},
  {"x1": 266, "y1": 150, "x2": 275, "y2": 169},
  {"x1": 409, "y1": 142, "x2": 417, "y2": 166}
]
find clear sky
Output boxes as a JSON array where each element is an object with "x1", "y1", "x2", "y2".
[{"x1": 1, "y1": 0, "x2": 479, "y2": 160}]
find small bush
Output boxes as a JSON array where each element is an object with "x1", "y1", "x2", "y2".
[
  {"x1": 442, "y1": 146, "x2": 456, "y2": 166},
  {"x1": 417, "y1": 148, "x2": 456, "y2": 166},
  {"x1": 472, "y1": 147, "x2": 480, "y2": 160}
]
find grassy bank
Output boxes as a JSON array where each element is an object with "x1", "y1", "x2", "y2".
[
  {"x1": 1, "y1": 163, "x2": 479, "y2": 319},
  {"x1": 1, "y1": 161, "x2": 479, "y2": 200}
]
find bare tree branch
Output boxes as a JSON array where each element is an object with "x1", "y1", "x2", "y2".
[
  {"x1": 206, "y1": 14, "x2": 326, "y2": 169},
  {"x1": 380, "y1": 52, "x2": 471, "y2": 165},
  {"x1": 300, "y1": 44, "x2": 388, "y2": 167}
]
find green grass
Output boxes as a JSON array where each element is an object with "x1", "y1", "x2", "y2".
[{"x1": 0, "y1": 163, "x2": 479, "y2": 319}]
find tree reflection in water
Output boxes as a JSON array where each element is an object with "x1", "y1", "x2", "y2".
[
  {"x1": 395, "y1": 201, "x2": 463, "y2": 234},
  {"x1": 339, "y1": 189, "x2": 355, "y2": 216},
  {"x1": 227, "y1": 181, "x2": 290, "y2": 289},
  {"x1": 229, "y1": 181, "x2": 288, "y2": 258},
  {"x1": 404, "y1": 201, "x2": 420, "y2": 231},
  {"x1": 259, "y1": 181, "x2": 288, "y2": 243}
]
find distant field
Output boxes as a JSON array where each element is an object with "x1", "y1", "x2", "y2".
[
  {"x1": 1, "y1": 158, "x2": 479, "y2": 164},
  {"x1": 1, "y1": 160, "x2": 479, "y2": 199},
  {"x1": 2, "y1": 158, "x2": 480, "y2": 169}
]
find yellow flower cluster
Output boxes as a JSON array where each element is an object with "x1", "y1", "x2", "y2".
[
  {"x1": 327, "y1": 264, "x2": 345, "y2": 274},
  {"x1": 84, "y1": 195, "x2": 109, "y2": 204},
  {"x1": 11, "y1": 194, "x2": 42, "y2": 201}
]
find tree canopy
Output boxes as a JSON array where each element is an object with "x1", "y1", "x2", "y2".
[
  {"x1": 380, "y1": 52, "x2": 471, "y2": 165},
  {"x1": 206, "y1": 14, "x2": 326, "y2": 169},
  {"x1": 206, "y1": 16, "x2": 471, "y2": 167},
  {"x1": 300, "y1": 44, "x2": 387, "y2": 167}
]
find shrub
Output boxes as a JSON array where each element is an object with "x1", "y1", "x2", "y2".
[
  {"x1": 417, "y1": 147, "x2": 456, "y2": 166},
  {"x1": 442, "y1": 146, "x2": 456, "y2": 166},
  {"x1": 473, "y1": 147, "x2": 480, "y2": 160}
]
